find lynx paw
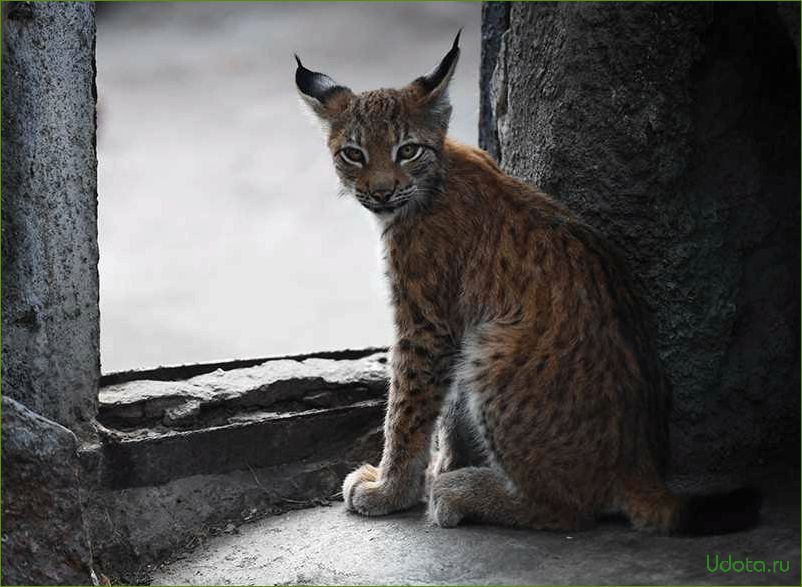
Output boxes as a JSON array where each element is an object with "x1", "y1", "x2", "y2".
[
  {"x1": 343, "y1": 464, "x2": 417, "y2": 517},
  {"x1": 428, "y1": 474, "x2": 466, "y2": 528}
]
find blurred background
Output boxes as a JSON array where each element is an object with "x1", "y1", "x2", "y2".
[{"x1": 96, "y1": 2, "x2": 481, "y2": 373}]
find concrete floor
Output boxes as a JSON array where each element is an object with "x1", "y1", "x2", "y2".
[{"x1": 152, "y1": 496, "x2": 799, "y2": 586}]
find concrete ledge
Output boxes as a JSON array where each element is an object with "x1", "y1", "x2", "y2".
[
  {"x1": 99, "y1": 347, "x2": 387, "y2": 386},
  {"x1": 85, "y1": 459, "x2": 379, "y2": 584},
  {"x1": 84, "y1": 351, "x2": 389, "y2": 580},
  {"x1": 98, "y1": 352, "x2": 388, "y2": 432},
  {"x1": 97, "y1": 400, "x2": 384, "y2": 489}
]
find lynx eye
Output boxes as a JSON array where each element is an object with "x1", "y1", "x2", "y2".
[
  {"x1": 340, "y1": 147, "x2": 366, "y2": 165},
  {"x1": 397, "y1": 143, "x2": 422, "y2": 162}
]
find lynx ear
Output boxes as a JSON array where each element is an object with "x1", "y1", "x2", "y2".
[
  {"x1": 295, "y1": 55, "x2": 353, "y2": 121},
  {"x1": 409, "y1": 31, "x2": 461, "y2": 128}
]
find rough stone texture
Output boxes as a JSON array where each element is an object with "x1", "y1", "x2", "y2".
[
  {"x1": 152, "y1": 486, "x2": 800, "y2": 586},
  {"x1": 84, "y1": 355, "x2": 388, "y2": 580},
  {"x1": 98, "y1": 352, "x2": 389, "y2": 431},
  {"x1": 99, "y1": 347, "x2": 387, "y2": 386},
  {"x1": 1, "y1": 1, "x2": 100, "y2": 441},
  {"x1": 84, "y1": 457, "x2": 381, "y2": 584},
  {"x1": 478, "y1": 2, "x2": 510, "y2": 160},
  {"x1": 96, "y1": 397, "x2": 385, "y2": 489},
  {"x1": 1, "y1": 397, "x2": 95, "y2": 586},
  {"x1": 481, "y1": 2, "x2": 799, "y2": 476}
]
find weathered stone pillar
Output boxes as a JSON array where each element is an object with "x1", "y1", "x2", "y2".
[
  {"x1": 2, "y1": 1, "x2": 100, "y2": 441},
  {"x1": 2, "y1": 3, "x2": 100, "y2": 583},
  {"x1": 481, "y1": 2, "x2": 799, "y2": 475}
]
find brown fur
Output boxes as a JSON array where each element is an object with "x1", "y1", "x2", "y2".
[{"x1": 296, "y1": 39, "x2": 694, "y2": 533}]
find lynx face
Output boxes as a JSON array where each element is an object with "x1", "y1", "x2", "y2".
[{"x1": 296, "y1": 34, "x2": 460, "y2": 218}]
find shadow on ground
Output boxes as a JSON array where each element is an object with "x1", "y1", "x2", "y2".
[{"x1": 152, "y1": 487, "x2": 799, "y2": 586}]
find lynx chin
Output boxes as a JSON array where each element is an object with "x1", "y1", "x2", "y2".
[{"x1": 294, "y1": 32, "x2": 760, "y2": 534}]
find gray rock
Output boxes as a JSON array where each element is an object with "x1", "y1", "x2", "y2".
[
  {"x1": 97, "y1": 397, "x2": 385, "y2": 489},
  {"x1": 86, "y1": 355, "x2": 388, "y2": 577},
  {"x1": 163, "y1": 400, "x2": 202, "y2": 427},
  {"x1": 1, "y1": 1, "x2": 100, "y2": 441},
  {"x1": 1, "y1": 397, "x2": 95, "y2": 586},
  {"x1": 84, "y1": 393, "x2": 384, "y2": 579},
  {"x1": 84, "y1": 457, "x2": 380, "y2": 582},
  {"x1": 99, "y1": 352, "x2": 389, "y2": 430},
  {"x1": 480, "y1": 2, "x2": 799, "y2": 477}
]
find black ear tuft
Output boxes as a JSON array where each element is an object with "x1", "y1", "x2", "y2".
[
  {"x1": 295, "y1": 56, "x2": 351, "y2": 105},
  {"x1": 417, "y1": 30, "x2": 461, "y2": 94}
]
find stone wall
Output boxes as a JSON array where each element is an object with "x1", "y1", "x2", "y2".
[
  {"x1": 2, "y1": 3, "x2": 100, "y2": 584},
  {"x1": 2, "y1": 1, "x2": 100, "y2": 441},
  {"x1": 1, "y1": 397, "x2": 95, "y2": 585},
  {"x1": 480, "y1": 1, "x2": 800, "y2": 475}
]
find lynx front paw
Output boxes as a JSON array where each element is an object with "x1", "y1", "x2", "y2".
[{"x1": 342, "y1": 464, "x2": 419, "y2": 517}]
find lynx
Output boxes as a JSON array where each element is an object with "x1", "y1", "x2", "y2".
[{"x1": 295, "y1": 33, "x2": 759, "y2": 533}]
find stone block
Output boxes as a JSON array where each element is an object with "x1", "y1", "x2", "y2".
[{"x1": 1, "y1": 397, "x2": 95, "y2": 586}]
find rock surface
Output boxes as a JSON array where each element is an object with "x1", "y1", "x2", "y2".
[
  {"x1": 87, "y1": 354, "x2": 388, "y2": 579},
  {"x1": 85, "y1": 458, "x2": 379, "y2": 584},
  {"x1": 1, "y1": 397, "x2": 95, "y2": 586},
  {"x1": 480, "y1": 2, "x2": 800, "y2": 476},
  {"x1": 1, "y1": 1, "x2": 100, "y2": 441},
  {"x1": 152, "y1": 494, "x2": 800, "y2": 586},
  {"x1": 99, "y1": 352, "x2": 389, "y2": 431}
]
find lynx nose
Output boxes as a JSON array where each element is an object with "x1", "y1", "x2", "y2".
[
  {"x1": 368, "y1": 181, "x2": 398, "y2": 203},
  {"x1": 369, "y1": 188, "x2": 395, "y2": 203}
]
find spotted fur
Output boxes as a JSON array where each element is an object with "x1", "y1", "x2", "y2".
[{"x1": 295, "y1": 35, "x2": 759, "y2": 534}]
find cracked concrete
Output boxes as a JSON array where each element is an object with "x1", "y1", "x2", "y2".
[{"x1": 152, "y1": 488, "x2": 799, "y2": 586}]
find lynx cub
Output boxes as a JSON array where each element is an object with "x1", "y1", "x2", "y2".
[{"x1": 295, "y1": 34, "x2": 758, "y2": 533}]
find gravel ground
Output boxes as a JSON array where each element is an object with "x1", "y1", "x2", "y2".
[{"x1": 96, "y1": 2, "x2": 481, "y2": 372}]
